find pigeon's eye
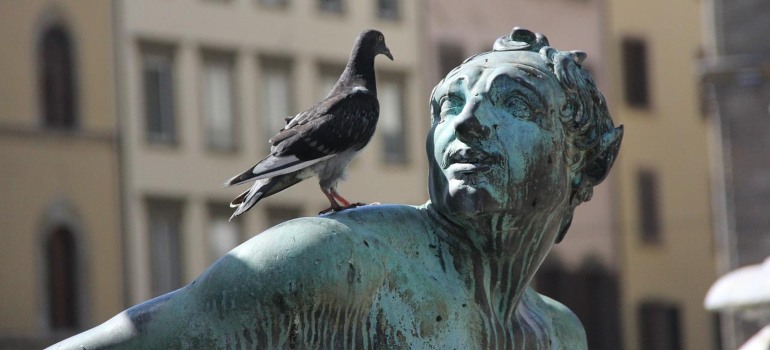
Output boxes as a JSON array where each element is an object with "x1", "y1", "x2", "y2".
[
  {"x1": 378, "y1": 35, "x2": 384, "y2": 42},
  {"x1": 438, "y1": 94, "x2": 464, "y2": 122}
]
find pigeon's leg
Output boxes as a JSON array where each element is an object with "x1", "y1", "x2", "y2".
[
  {"x1": 319, "y1": 188, "x2": 366, "y2": 214},
  {"x1": 331, "y1": 188, "x2": 366, "y2": 210},
  {"x1": 330, "y1": 189, "x2": 351, "y2": 206},
  {"x1": 320, "y1": 188, "x2": 344, "y2": 214}
]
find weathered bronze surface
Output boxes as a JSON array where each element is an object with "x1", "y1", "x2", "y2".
[{"x1": 49, "y1": 27, "x2": 622, "y2": 349}]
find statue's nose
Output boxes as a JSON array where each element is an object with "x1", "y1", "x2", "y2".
[{"x1": 453, "y1": 101, "x2": 491, "y2": 141}]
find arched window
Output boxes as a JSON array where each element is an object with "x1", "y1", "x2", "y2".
[
  {"x1": 46, "y1": 226, "x2": 79, "y2": 330},
  {"x1": 39, "y1": 24, "x2": 77, "y2": 129}
]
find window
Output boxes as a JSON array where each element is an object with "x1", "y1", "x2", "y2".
[
  {"x1": 142, "y1": 44, "x2": 177, "y2": 144},
  {"x1": 266, "y1": 205, "x2": 303, "y2": 228},
  {"x1": 319, "y1": 0, "x2": 343, "y2": 13},
  {"x1": 377, "y1": 0, "x2": 399, "y2": 20},
  {"x1": 202, "y1": 51, "x2": 237, "y2": 151},
  {"x1": 207, "y1": 204, "x2": 241, "y2": 264},
  {"x1": 536, "y1": 257, "x2": 622, "y2": 350},
  {"x1": 622, "y1": 37, "x2": 650, "y2": 108},
  {"x1": 39, "y1": 25, "x2": 77, "y2": 130},
  {"x1": 437, "y1": 43, "x2": 465, "y2": 80},
  {"x1": 46, "y1": 226, "x2": 79, "y2": 330},
  {"x1": 639, "y1": 301, "x2": 682, "y2": 350},
  {"x1": 147, "y1": 199, "x2": 183, "y2": 295},
  {"x1": 379, "y1": 76, "x2": 408, "y2": 164},
  {"x1": 637, "y1": 169, "x2": 661, "y2": 244},
  {"x1": 261, "y1": 58, "x2": 293, "y2": 149},
  {"x1": 260, "y1": 0, "x2": 287, "y2": 7}
]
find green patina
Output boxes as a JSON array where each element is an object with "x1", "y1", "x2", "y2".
[{"x1": 49, "y1": 27, "x2": 622, "y2": 350}]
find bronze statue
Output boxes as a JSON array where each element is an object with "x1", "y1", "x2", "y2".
[{"x1": 49, "y1": 27, "x2": 622, "y2": 349}]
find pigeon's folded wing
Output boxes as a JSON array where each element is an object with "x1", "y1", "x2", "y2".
[{"x1": 269, "y1": 89, "x2": 380, "y2": 162}]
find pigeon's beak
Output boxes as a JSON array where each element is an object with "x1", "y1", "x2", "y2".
[{"x1": 380, "y1": 45, "x2": 394, "y2": 61}]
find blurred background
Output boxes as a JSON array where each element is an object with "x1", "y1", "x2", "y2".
[{"x1": 0, "y1": 0, "x2": 768, "y2": 349}]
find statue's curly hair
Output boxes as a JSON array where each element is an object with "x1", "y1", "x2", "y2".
[{"x1": 493, "y1": 27, "x2": 624, "y2": 242}]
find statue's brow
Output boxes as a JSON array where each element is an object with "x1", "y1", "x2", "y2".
[
  {"x1": 445, "y1": 77, "x2": 468, "y2": 97},
  {"x1": 489, "y1": 73, "x2": 547, "y2": 110}
]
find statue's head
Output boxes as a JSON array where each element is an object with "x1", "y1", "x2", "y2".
[{"x1": 427, "y1": 27, "x2": 622, "y2": 242}]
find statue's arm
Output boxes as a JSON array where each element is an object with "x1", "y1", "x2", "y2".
[
  {"x1": 524, "y1": 287, "x2": 588, "y2": 350},
  {"x1": 48, "y1": 217, "x2": 383, "y2": 349}
]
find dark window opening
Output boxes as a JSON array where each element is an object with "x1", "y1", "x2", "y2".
[
  {"x1": 380, "y1": 75, "x2": 408, "y2": 164},
  {"x1": 40, "y1": 25, "x2": 77, "y2": 130},
  {"x1": 46, "y1": 226, "x2": 79, "y2": 330},
  {"x1": 377, "y1": 0, "x2": 399, "y2": 20},
  {"x1": 638, "y1": 169, "x2": 662, "y2": 244},
  {"x1": 142, "y1": 44, "x2": 177, "y2": 144},
  {"x1": 319, "y1": 0, "x2": 343, "y2": 13},
  {"x1": 622, "y1": 37, "x2": 650, "y2": 108},
  {"x1": 535, "y1": 258, "x2": 622, "y2": 350},
  {"x1": 639, "y1": 301, "x2": 682, "y2": 350},
  {"x1": 147, "y1": 199, "x2": 184, "y2": 295}
]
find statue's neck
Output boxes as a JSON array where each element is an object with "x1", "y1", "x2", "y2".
[{"x1": 425, "y1": 203, "x2": 557, "y2": 324}]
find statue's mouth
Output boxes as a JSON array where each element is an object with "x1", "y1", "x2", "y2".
[
  {"x1": 445, "y1": 147, "x2": 501, "y2": 169},
  {"x1": 443, "y1": 148, "x2": 502, "y2": 185}
]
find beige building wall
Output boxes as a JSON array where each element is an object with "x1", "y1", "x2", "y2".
[
  {"x1": 606, "y1": 0, "x2": 717, "y2": 349},
  {"x1": 115, "y1": 0, "x2": 428, "y2": 304},
  {"x1": 0, "y1": 0, "x2": 123, "y2": 347}
]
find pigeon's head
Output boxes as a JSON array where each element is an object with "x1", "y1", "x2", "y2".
[{"x1": 359, "y1": 29, "x2": 393, "y2": 61}]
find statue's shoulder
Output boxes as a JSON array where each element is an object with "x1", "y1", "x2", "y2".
[
  {"x1": 249, "y1": 203, "x2": 428, "y2": 247},
  {"x1": 214, "y1": 204, "x2": 427, "y2": 298},
  {"x1": 519, "y1": 287, "x2": 588, "y2": 350}
]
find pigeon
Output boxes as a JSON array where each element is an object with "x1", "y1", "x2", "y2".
[{"x1": 225, "y1": 29, "x2": 393, "y2": 219}]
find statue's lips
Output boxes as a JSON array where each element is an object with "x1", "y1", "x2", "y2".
[
  {"x1": 446, "y1": 163, "x2": 492, "y2": 174},
  {"x1": 443, "y1": 148, "x2": 501, "y2": 175}
]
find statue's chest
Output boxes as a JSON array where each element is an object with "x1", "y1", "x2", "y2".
[
  {"x1": 362, "y1": 271, "x2": 551, "y2": 349},
  {"x1": 362, "y1": 272, "x2": 516, "y2": 349}
]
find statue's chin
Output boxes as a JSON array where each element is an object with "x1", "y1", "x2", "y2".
[{"x1": 443, "y1": 184, "x2": 504, "y2": 219}]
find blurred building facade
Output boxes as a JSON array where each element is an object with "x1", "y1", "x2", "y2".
[
  {"x1": 0, "y1": 1, "x2": 731, "y2": 349},
  {"x1": 112, "y1": 0, "x2": 429, "y2": 305},
  {"x1": 0, "y1": 1, "x2": 124, "y2": 347},
  {"x1": 606, "y1": 0, "x2": 718, "y2": 349},
  {"x1": 701, "y1": 0, "x2": 770, "y2": 348},
  {"x1": 423, "y1": 1, "x2": 621, "y2": 349}
]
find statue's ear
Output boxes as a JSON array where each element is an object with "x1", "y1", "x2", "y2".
[
  {"x1": 584, "y1": 125, "x2": 623, "y2": 187},
  {"x1": 555, "y1": 125, "x2": 623, "y2": 244},
  {"x1": 555, "y1": 210, "x2": 574, "y2": 244}
]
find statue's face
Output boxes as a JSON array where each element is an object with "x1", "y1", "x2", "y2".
[{"x1": 428, "y1": 51, "x2": 571, "y2": 220}]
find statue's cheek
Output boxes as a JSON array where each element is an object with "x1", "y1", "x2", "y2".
[{"x1": 503, "y1": 130, "x2": 569, "y2": 209}]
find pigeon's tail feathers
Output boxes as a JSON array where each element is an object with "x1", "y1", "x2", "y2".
[
  {"x1": 250, "y1": 154, "x2": 334, "y2": 180},
  {"x1": 229, "y1": 179, "x2": 271, "y2": 220},
  {"x1": 228, "y1": 172, "x2": 310, "y2": 220},
  {"x1": 229, "y1": 189, "x2": 251, "y2": 207},
  {"x1": 223, "y1": 154, "x2": 322, "y2": 187},
  {"x1": 224, "y1": 168, "x2": 257, "y2": 187}
]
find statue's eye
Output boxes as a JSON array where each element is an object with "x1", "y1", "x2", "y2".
[
  {"x1": 438, "y1": 94, "x2": 464, "y2": 122},
  {"x1": 504, "y1": 95, "x2": 532, "y2": 120}
]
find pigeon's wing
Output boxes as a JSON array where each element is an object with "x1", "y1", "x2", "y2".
[
  {"x1": 268, "y1": 92, "x2": 345, "y2": 146},
  {"x1": 225, "y1": 88, "x2": 379, "y2": 186},
  {"x1": 223, "y1": 153, "x2": 334, "y2": 187},
  {"x1": 271, "y1": 88, "x2": 380, "y2": 160}
]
